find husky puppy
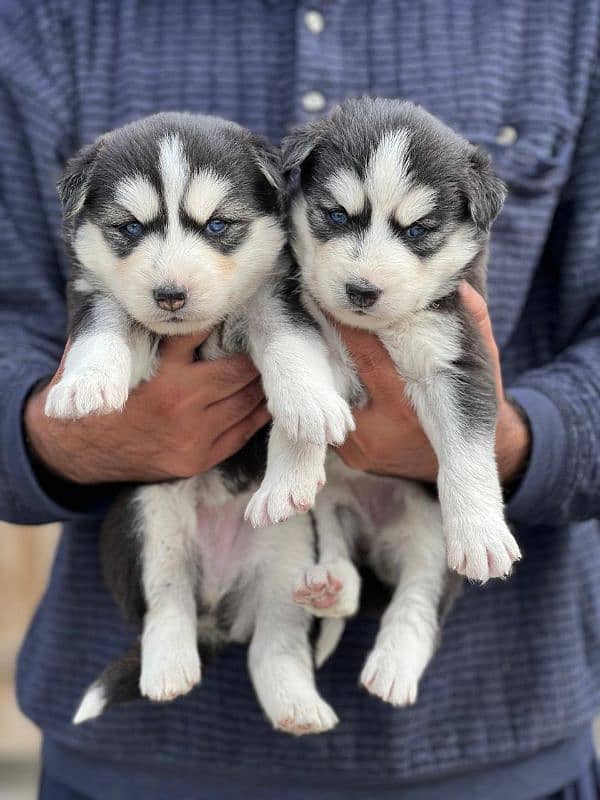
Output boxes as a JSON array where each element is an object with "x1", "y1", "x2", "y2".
[
  {"x1": 260, "y1": 98, "x2": 522, "y2": 707},
  {"x1": 47, "y1": 112, "x2": 355, "y2": 735}
]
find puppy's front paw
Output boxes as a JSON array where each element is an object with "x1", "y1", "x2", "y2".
[
  {"x1": 294, "y1": 560, "x2": 360, "y2": 618},
  {"x1": 446, "y1": 517, "x2": 521, "y2": 582},
  {"x1": 269, "y1": 388, "x2": 354, "y2": 446},
  {"x1": 45, "y1": 371, "x2": 129, "y2": 419},
  {"x1": 245, "y1": 465, "x2": 326, "y2": 528}
]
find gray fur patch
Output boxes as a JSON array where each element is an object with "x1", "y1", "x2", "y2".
[{"x1": 100, "y1": 489, "x2": 146, "y2": 628}]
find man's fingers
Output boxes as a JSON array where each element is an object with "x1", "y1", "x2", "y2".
[
  {"x1": 336, "y1": 324, "x2": 402, "y2": 397},
  {"x1": 160, "y1": 335, "x2": 259, "y2": 400},
  {"x1": 335, "y1": 434, "x2": 369, "y2": 472},
  {"x1": 50, "y1": 338, "x2": 72, "y2": 385},
  {"x1": 458, "y1": 282, "x2": 496, "y2": 354},
  {"x1": 458, "y1": 281, "x2": 503, "y2": 400},
  {"x1": 206, "y1": 378, "x2": 265, "y2": 429},
  {"x1": 210, "y1": 401, "x2": 271, "y2": 465},
  {"x1": 159, "y1": 330, "x2": 212, "y2": 364},
  {"x1": 200, "y1": 355, "x2": 260, "y2": 403}
]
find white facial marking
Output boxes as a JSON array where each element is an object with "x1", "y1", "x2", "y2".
[
  {"x1": 184, "y1": 170, "x2": 232, "y2": 223},
  {"x1": 74, "y1": 221, "x2": 117, "y2": 286},
  {"x1": 395, "y1": 184, "x2": 438, "y2": 227},
  {"x1": 158, "y1": 135, "x2": 189, "y2": 227},
  {"x1": 365, "y1": 129, "x2": 437, "y2": 225},
  {"x1": 423, "y1": 223, "x2": 479, "y2": 284},
  {"x1": 365, "y1": 128, "x2": 412, "y2": 210},
  {"x1": 115, "y1": 175, "x2": 160, "y2": 223},
  {"x1": 326, "y1": 169, "x2": 366, "y2": 215}
]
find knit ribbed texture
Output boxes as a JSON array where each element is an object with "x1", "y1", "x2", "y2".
[{"x1": 0, "y1": 0, "x2": 599, "y2": 782}]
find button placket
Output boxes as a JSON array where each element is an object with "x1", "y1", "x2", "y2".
[{"x1": 292, "y1": 4, "x2": 343, "y2": 126}]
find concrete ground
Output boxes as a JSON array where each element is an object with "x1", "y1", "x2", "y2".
[{"x1": 0, "y1": 761, "x2": 38, "y2": 800}]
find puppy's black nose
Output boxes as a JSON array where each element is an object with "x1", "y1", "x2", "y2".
[
  {"x1": 153, "y1": 286, "x2": 188, "y2": 312},
  {"x1": 345, "y1": 281, "x2": 382, "y2": 309}
]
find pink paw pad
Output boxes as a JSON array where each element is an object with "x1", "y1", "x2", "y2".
[
  {"x1": 291, "y1": 496, "x2": 311, "y2": 513},
  {"x1": 294, "y1": 569, "x2": 343, "y2": 610}
]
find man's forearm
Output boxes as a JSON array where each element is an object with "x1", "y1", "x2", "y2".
[{"x1": 24, "y1": 384, "x2": 134, "y2": 484}]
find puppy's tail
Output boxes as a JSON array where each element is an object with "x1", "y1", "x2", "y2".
[
  {"x1": 73, "y1": 645, "x2": 141, "y2": 725},
  {"x1": 314, "y1": 618, "x2": 346, "y2": 669}
]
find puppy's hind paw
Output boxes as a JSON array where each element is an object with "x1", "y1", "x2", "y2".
[
  {"x1": 271, "y1": 695, "x2": 339, "y2": 736},
  {"x1": 294, "y1": 560, "x2": 360, "y2": 618},
  {"x1": 140, "y1": 631, "x2": 201, "y2": 702}
]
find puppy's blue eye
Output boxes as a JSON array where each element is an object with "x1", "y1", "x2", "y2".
[
  {"x1": 206, "y1": 218, "x2": 227, "y2": 235},
  {"x1": 123, "y1": 221, "x2": 144, "y2": 237},
  {"x1": 329, "y1": 209, "x2": 349, "y2": 225},
  {"x1": 407, "y1": 223, "x2": 427, "y2": 239}
]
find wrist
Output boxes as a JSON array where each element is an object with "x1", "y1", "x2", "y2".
[
  {"x1": 21, "y1": 380, "x2": 122, "y2": 517},
  {"x1": 496, "y1": 395, "x2": 532, "y2": 485}
]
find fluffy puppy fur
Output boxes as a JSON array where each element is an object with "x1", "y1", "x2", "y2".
[
  {"x1": 48, "y1": 112, "x2": 356, "y2": 735},
  {"x1": 276, "y1": 98, "x2": 522, "y2": 707}
]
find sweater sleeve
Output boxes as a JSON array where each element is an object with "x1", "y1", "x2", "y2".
[
  {"x1": 0, "y1": 4, "x2": 113, "y2": 525},
  {"x1": 505, "y1": 54, "x2": 600, "y2": 528}
]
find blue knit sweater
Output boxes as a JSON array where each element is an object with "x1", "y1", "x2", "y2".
[{"x1": 1, "y1": 0, "x2": 599, "y2": 785}]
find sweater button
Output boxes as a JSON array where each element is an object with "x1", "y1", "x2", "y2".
[
  {"x1": 304, "y1": 10, "x2": 325, "y2": 34},
  {"x1": 302, "y1": 90, "x2": 326, "y2": 112},
  {"x1": 495, "y1": 125, "x2": 518, "y2": 146}
]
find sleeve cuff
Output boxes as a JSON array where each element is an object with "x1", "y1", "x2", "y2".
[
  {"x1": 504, "y1": 386, "x2": 568, "y2": 527},
  {"x1": 2, "y1": 368, "x2": 116, "y2": 525}
]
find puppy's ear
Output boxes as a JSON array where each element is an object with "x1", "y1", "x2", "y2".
[
  {"x1": 281, "y1": 118, "x2": 327, "y2": 175},
  {"x1": 57, "y1": 138, "x2": 104, "y2": 218},
  {"x1": 249, "y1": 134, "x2": 283, "y2": 193},
  {"x1": 463, "y1": 146, "x2": 507, "y2": 230}
]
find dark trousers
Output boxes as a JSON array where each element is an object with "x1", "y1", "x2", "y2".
[
  {"x1": 39, "y1": 770, "x2": 90, "y2": 800},
  {"x1": 38, "y1": 759, "x2": 600, "y2": 800}
]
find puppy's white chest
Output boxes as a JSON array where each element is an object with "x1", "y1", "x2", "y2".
[
  {"x1": 380, "y1": 312, "x2": 462, "y2": 382},
  {"x1": 129, "y1": 329, "x2": 160, "y2": 387}
]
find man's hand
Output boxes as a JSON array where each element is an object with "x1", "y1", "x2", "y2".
[
  {"x1": 24, "y1": 333, "x2": 270, "y2": 484},
  {"x1": 335, "y1": 282, "x2": 531, "y2": 484}
]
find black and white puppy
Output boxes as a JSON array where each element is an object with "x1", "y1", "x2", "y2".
[
  {"x1": 271, "y1": 98, "x2": 522, "y2": 706},
  {"x1": 47, "y1": 112, "x2": 355, "y2": 735}
]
